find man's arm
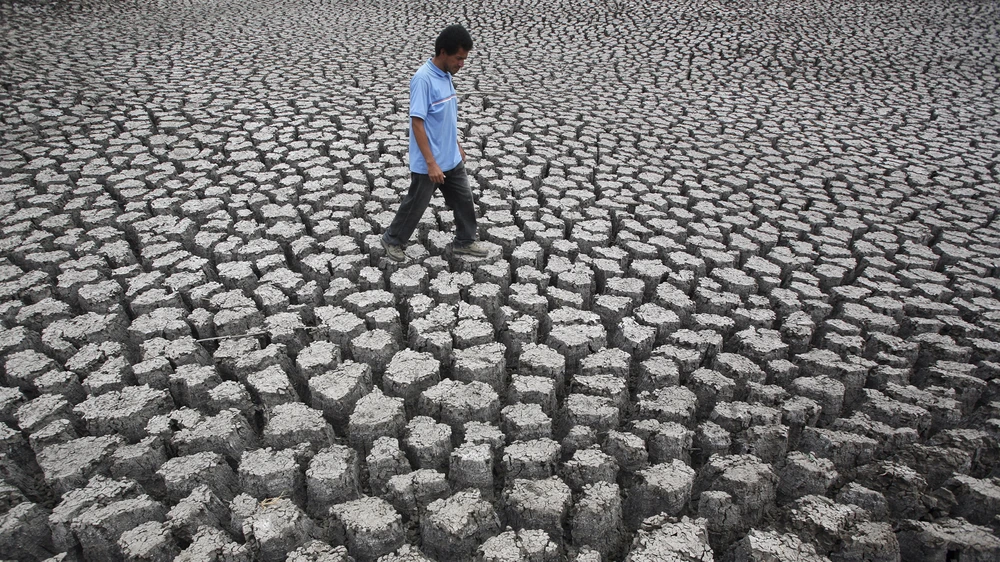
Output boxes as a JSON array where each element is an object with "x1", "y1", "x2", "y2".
[
  {"x1": 411, "y1": 117, "x2": 444, "y2": 184},
  {"x1": 458, "y1": 138, "x2": 466, "y2": 163}
]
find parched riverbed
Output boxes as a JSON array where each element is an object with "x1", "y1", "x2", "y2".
[{"x1": 1, "y1": 0, "x2": 999, "y2": 560}]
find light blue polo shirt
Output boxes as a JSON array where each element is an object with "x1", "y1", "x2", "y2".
[{"x1": 409, "y1": 59, "x2": 461, "y2": 174}]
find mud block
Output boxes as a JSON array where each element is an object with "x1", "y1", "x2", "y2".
[
  {"x1": 74, "y1": 384, "x2": 172, "y2": 443},
  {"x1": 34, "y1": 369, "x2": 86, "y2": 404},
  {"x1": 295, "y1": 340, "x2": 341, "y2": 380},
  {"x1": 239, "y1": 447, "x2": 303, "y2": 503},
  {"x1": 16, "y1": 393, "x2": 76, "y2": 434},
  {"x1": 561, "y1": 446, "x2": 618, "y2": 492},
  {"x1": 519, "y1": 343, "x2": 566, "y2": 397},
  {"x1": 287, "y1": 540, "x2": 351, "y2": 562},
  {"x1": 736, "y1": 424, "x2": 789, "y2": 465},
  {"x1": 783, "y1": 495, "x2": 869, "y2": 555},
  {"x1": 898, "y1": 518, "x2": 1000, "y2": 562},
  {"x1": 698, "y1": 489, "x2": 742, "y2": 549},
  {"x1": 781, "y1": 395, "x2": 822, "y2": 448},
  {"x1": 71, "y1": 495, "x2": 167, "y2": 561},
  {"x1": 418, "y1": 489, "x2": 499, "y2": 562},
  {"x1": 636, "y1": 386, "x2": 697, "y2": 425},
  {"x1": 603, "y1": 430, "x2": 649, "y2": 473},
  {"x1": 696, "y1": 454, "x2": 778, "y2": 531},
  {"x1": 206, "y1": 380, "x2": 254, "y2": 417},
  {"x1": 778, "y1": 451, "x2": 838, "y2": 503},
  {"x1": 29, "y1": 418, "x2": 78, "y2": 451},
  {"x1": 158, "y1": 451, "x2": 239, "y2": 502},
  {"x1": 315, "y1": 306, "x2": 367, "y2": 350},
  {"x1": 417, "y1": 379, "x2": 501, "y2": 431},
  {"x1": 561, "y1": 393, "x2": 620, "y2": 435},
  {"x1": 799, "y1": 428, "x2": 878, "y2": 475},
  {"x1": 48, "y1": 475, "x2": 143, "y2": 552},
  {"x1": 453, "y1": 343, "x2": 507, "y2": 393},
  {"x1": 349, "y1": 389, "x2": 406, "y2": 454},
  {"x1": 246, "y1": 365, "x2": 298, "y2": 408},
  {"x1": 0, "y1": 502, "x2": 55, "y2": 561},
  {"x1": 479, "y1": 528, "x2": 561, "y2": 562},
  {"x1": 839, "y1": 521, "x2": 901, "y2": 562},
  {"x1": 571, "y1": 481, "x2": 624, "y2": 558},
  {"x1": 377, "y1": 543, "x2": 435, "y2": 561},
  {"x1": 242, "y1": 497, "x2": 315, "y2": 562},
  {"x1": 500, "y1": 314, "x2": 539, "y2": 363},
  {"x1": 385, "y1": 469, "x2": 450, "y2": 517},
  {"x1": 546, "y1": 323, "x2": 607, "y2": 371},
  {"x1": 625, "y1": 515, "x2": 714, "y2": 561},
  {"x1": 634, "y1": 302, "x2": 682, "y2": 344},
  {"x1": 463, "y1": 421, "x2": 506, "y2": 452},
  {"x1": 174, "y1": 526, "x2": 251, "y2": 561},
  {"x1": 946, "y1": 475, "x2": 1000, "y2": 527},
  {"x1": 168, "y1": 364, "x2": 223, "y2": 409},
  {"x1": 5, "y1": 349, "x2": 60, "y2": 391},
  {"x1": 836, "y1": 483, "x2": 889, "y2": 520},
  {"x1": 636, "y1": 356, "x2": 681, "y2": 392},
  {"x1": 571, "y1": 373, "x2": 630, "y2": 418},
  {"x1": 709, "y1": 401, "x2": 782, "y2": 434},
  {"x1": 305, "y1": 445, "x2": 361, "y2": 518},
  {"x1": 310, "y1": 361, "x2": 373, "y2": 429},
  {"x1": 449, "y1": 443, "x2": 493, "y2": 497},
  {"x1": 367, "y1": 437, "x2": 412, "y2": 496},
  {"x1": 173, "y1": 408, "x2": 257, "y2": 462},
  {"x1": 0, "y1": 386, "x2": 26, "y2": 426},
  {"x1": 402, "y1": 416, "x2": 452, "y2": 471},
  {"x1": 625, "y1": 460, "x2": 696, "y2": 528},
  {"x1": 858, "y1": 388, "x2": 932, "y2": 435},
  {"x1": 631, "y1": 419, "x2": 693, "y2": 465},
  {"x1": 503, "y1": 438, "x2": 560, "y2": 480},
  {"x1": 508, "y1": 375, "x2": 558, "y2": 417},
  {"x1": 382, "y1": 349, "x2": 440, "y2": 414},
  {"x1": 350, "y1": 329, "x2": 399, "y2": 374},
  {"x1": 614, "y1": 317, "x2": 657, "y2": 360},
  {"x1": 501, "y1": 403, "x2": 552, "y2": 442},
  {"x1": 330, "y1": 496, "x2": 405, "y2": 562},
  {"x1": 856, "y1": 461, "x2": 929, "y2": 521},
  {"x1": 36, "y1": 434, "x2": 123, "y2": 497},
  {"x1": 501, "y1": 476, "x2": 572, "y2": 538},
  {"x1": 735, "y1": 327, "x2": 789, "y2": 362},
  {"x1": 229, "y1": 491, "x2": 260, "y2": 538},
  {"x1": 118, "y1": 520, "x2": 180, "y2": 562},
  {"x1": 689, "y1": 368, "x2": 737, "y2": 419},
  {"x1": 453, "y1": 318, "x2": 494, "y2": 349},
  {"x1": 167, "y1": 485, "x2": 230, "y2": 544},
  {"x1": 728, "y1": 528, "x2": 831, "y2": 562},
  {"x1": 263, "y1": 402, "x2": 335, "y2": 452},
  {"x1": 791, "y1": 376, "x2": 845, "y2": 425}
]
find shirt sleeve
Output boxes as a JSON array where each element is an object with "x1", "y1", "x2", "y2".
[{"x1": 410, "y1": 74, "x2": 429, "y2": 120}]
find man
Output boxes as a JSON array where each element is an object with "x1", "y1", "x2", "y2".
[{"x1": 381, "y1": 24, "x2": 488, "y2": 262}]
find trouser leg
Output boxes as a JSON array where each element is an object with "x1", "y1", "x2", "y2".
[
  {"x1": 383, "y1": 173, "x2": 436, "y2": 246},
  {"x1": 437, "y1": 162, "x2": 478, "y2": 246}
]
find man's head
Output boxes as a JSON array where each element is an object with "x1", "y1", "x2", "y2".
[{"x1": 433, "y1": 24, "x2": 472, "y2": 75}]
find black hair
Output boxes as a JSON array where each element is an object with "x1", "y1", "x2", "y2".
[{"x1": 435, "y1": 24, "x2": 473, "y2": 56}]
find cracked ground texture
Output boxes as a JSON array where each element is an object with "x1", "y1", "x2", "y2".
[{"x1": 1, "y1": 0, "x2": 1000, "y2": 560}]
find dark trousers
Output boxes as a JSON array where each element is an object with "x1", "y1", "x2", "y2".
[{"x1": 382, "y1": 162, "x2": 477, "y2": 247}]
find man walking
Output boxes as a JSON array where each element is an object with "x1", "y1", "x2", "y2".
[{"x1": 381, "y1": 24, "x2": 488, "y2": 262}]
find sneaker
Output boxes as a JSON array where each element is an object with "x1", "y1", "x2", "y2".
[
  {"x1": 453, "y1": 241, "x2": 489, "y2": 258},
  {"x1": 381, "y1": 238, "x2": 406, "y2": 262}
]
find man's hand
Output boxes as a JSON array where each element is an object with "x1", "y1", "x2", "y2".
[{"x1": 427, "y1": 162, "x2": 445, "y2": 184}]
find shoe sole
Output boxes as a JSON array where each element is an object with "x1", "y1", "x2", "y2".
[
  {"x1": 454, "y1": 247, "x2": 488, "y2": 258},
  {"x1": 381, "y1": 239, "x2": 405, "y2": 262}
]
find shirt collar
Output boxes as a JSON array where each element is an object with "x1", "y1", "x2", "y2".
[{"x1": 427, "y1": 58, "x2": 448, "y2": 77}]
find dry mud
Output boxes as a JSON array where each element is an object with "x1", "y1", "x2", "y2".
[{"x1": 1, "y1": 0, "x2": 1000, "y2": 560}]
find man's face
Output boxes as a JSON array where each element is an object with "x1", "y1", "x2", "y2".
[{"x1": 440, "y1": 48, "x2": 469, "y2": 75}]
